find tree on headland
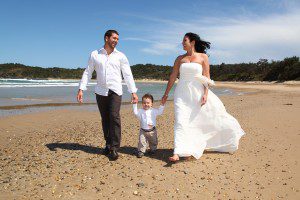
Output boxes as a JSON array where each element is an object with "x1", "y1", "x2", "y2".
[
  {"x1": 263, "y1": 57, "x2": 299, "y2": 81},
  {"x1": 0, "y1": 56, "x2": 299, "y2": 81}
]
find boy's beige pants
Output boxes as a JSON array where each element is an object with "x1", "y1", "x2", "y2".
[{"x1": 138, "y1": 129, "x2": 158, "y2": 153}]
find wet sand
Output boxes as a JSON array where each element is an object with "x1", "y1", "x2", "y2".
[{"x1": 0, "y1": 82, "x2": 299, "y2": 199}]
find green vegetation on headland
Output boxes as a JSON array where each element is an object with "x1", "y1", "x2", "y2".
[{"x1": 0, "y1": 56, "x2": 299, "y2": 81}]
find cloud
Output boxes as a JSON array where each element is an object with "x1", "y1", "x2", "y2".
[
  {"x1": 122, "y1": 37, "x2": 153, "y2": 43},
  {"x1": 123, "y1": 36, "x2": 180, "y2": 55},
  {"x1": 142, "y1": 42, "x2": 180, "y2": 55},
  {"x1": 127, "y1": 7, "x2": 300, "y2": 64}
]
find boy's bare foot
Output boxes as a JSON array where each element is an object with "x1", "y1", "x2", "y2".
[{"x1": 169, "y1": 154, "x2": 180, "y2": 162}]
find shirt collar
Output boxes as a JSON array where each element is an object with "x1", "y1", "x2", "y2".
[
  {"x1": 98, "y1": 47, "x2": 119, "y2": 54},
  {"x1": 143, "y1": 108, "x2": 152, "y2": 111}
]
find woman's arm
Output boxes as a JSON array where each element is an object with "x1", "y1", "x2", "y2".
[
  {"x1": 201, "y1": 54, "x2": 210, "y2": 106},
  {"x1": 161, "y1": 56, "x2": 181, "y2": 105}
]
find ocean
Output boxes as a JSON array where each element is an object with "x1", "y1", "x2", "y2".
[{"x1": 0, "y1": 78, "x2": 239, "y2": 117}]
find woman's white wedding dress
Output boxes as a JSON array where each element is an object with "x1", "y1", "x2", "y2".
[{"x1": 173, "y1": 62, "x2": 245, "y2": 159}]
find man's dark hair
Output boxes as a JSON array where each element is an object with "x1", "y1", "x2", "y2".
[
  {"x1": 104, "y1": 30, "x2": 119, "y2": 41},
  {"x1": 142, "y1": 93, "x2": 154, "y2": 103}
]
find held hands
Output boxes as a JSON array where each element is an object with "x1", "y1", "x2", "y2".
[
  {"x1": 161, "y1": 94, "x2": 168, "y2": 105},
  {"x1": 201, "y1": 94, "x2": 207, "y2": 106},
  {"x1": 77, "y1": 89, "x2": 83, "y2": 103},
  {"x1": 131, "y1": 93, "x2": 138, "y2": 104}
]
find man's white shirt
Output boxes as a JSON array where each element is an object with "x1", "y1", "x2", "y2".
[{"x1": 79, "y1": 48, "x2": 137, "y2": 96}]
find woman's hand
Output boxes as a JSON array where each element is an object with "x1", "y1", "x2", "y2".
[
  {"x1": 161, "y1": 94, "x2": 168, "y2": 105},
  {"x1": 201, "y1": 94, "x2": 207, "y2": 106}
]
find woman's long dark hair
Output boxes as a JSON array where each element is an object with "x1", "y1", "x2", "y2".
[{"x1": 185, "y1": 32, "x2": 210, "y2": 54}]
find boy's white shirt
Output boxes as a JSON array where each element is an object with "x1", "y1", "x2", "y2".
[{"x1": 133, "y1": 104, "x2": 164, "y2": 130}]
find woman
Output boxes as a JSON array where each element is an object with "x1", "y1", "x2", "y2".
[{"x1": 161, "y1": 32, "x2": 245, "y2": 162}]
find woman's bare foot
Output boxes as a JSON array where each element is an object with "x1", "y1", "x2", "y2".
[
  {"x1": 184, "y1": 156, "x2": 195, "y2": 161},
  {"x1": 169, "y1": 154, "x2": 180, "y2": 162}
]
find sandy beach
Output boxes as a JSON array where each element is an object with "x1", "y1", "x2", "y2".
[{"x1": 0, "y1": 82, "x2": 299, "y2": 199}]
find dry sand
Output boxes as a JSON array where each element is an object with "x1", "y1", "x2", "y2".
[{"x1": 0, "y1": 82, "x2": 299, "y2": 199}]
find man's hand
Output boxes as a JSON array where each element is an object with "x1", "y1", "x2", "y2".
[
  {"x1": 77, "y1": 89, "x2": 83, "y2": 103},
  {"x1": 131, "y1": 93, "x2": 138, "y2": 104}
]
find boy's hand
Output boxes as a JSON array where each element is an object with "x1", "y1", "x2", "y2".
[{"x1": 131, "y1": 93, "x2": 138, "y2": 104}]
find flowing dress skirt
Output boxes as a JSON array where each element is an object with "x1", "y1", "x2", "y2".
[{"x1": 174, "y1": 79, "x2": 245, "y2": 159}]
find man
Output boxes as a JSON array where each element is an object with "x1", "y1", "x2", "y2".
[{"x1": 77, "y1": 30, "x2": 138, "y2": 161}]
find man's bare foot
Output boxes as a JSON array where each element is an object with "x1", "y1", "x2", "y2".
[{"x1": 169, "y1": 154, "x2": 180, "y2": 162}]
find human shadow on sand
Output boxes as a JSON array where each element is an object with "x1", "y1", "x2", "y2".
[
  {"x1": 45, "y1": 143, "x2": 173, "y2": 165},
  {"x1": 46, "y1": 143, "x2": 103, "y2": 154},
  {"x1": 118, "y1": 146, "x2": 174, "y2": 164},
  {"x1": 45, "y1": 143, "x2": 230, "y2": 167}
]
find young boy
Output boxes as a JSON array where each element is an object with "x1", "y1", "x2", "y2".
[{"x1": 133, "y1": 93, "x2": 165, "y2": 158}]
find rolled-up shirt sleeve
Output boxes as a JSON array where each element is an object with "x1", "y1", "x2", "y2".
[
  {"x1": 120, "y1": 54, "x2": 138, "y2": 94},
  {"x1": 79, "y1": 53, "x2": 95, "y2": 91}
]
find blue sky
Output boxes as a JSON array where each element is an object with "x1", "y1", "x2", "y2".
[{"x1": 0, "y1": 0, "x2": 299, "y2": 68}]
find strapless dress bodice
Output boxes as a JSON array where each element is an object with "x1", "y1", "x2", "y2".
[
  {"x1": 179, "y1": 62, "x2": 215, "y2": 87},
  {"x1": 179, "y1": 62, "x2": 202, "y2": 80}
]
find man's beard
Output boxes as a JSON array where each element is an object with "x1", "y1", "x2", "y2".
[{"x1": 108, "y1": 42, "x2": 116, "y2": 49}]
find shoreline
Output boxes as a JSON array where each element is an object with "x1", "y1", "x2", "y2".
[
  {"x1": 0, "y1": 100, "x2": 173, "y2": 111},
  {"x1": 215, "y1": 81, "x2": 300, "y2": 92},
  {"x1": 1, "y1": 81, "x2": 299, "y2": 111},
  {"x1": 2, "y1": 77, "x2": 299, "y2": 85}
]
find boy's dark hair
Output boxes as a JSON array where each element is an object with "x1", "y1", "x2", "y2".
[
  {"x1": 142, "y1": 93, "x2": 154, "y2": 103},
  {"x1": 104, "y1": 30, "x2": 119, "y2": 41}
]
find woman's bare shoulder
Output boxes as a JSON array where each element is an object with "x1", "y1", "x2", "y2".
[
  {"x1": 174, "y1": 54, "x2": 186, "y2": 64},
  {"x1": 176, "y1": 54, "x2": 186, "y2": 60},
  {"x1": 196, "y1": 53, "x2": 208, "y2": 59},
  {"x1": 195, "y1": 53, "x2": 209, "y2": 65}
]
